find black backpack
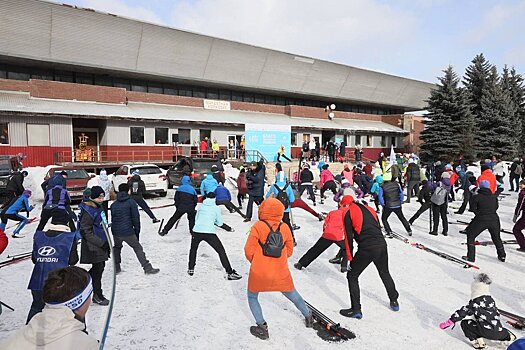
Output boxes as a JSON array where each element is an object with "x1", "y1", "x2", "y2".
[
  {"x1": 259, "y1": 221, "x2": 284, "y2": 258},
  {"x1": 275, "y1": 183, "x2": 290, "y2": 208}
]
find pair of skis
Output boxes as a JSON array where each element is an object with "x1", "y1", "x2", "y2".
[
  {"x1": 305, "y1": 301, "x2": 355, "y2": 341},
  {"x1": 454, "y1": 219, "x2": 514, "y2": 235},
  {"x1": 461, "y1": 240, "x2": 517, "y2": 246},
  {"x1": 499, "y1": 309, "x2": 525, "y2": 329},
  {"x1": 0, "y1": 251, "x2": 32, "y2": 268},
  {"x1": 5, "y1": 216, "x2": 39, "y2": 231},
  {"x1": 384, "y1": 231, "x2": 479, "y2": 269}
]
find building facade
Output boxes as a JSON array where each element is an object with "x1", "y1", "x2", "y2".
[{"x1": 0, "y1": 0, "x2": 434, "y2": 166}]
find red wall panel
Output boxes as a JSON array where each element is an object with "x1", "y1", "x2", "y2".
[{"x1": 0, "y1": 146, "x2": 70, "y2": 167}]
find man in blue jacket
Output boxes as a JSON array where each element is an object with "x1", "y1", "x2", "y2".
[
  {"x1": 110, "y1": 183, "x2": 159, "y2": 275},
  {"x1": 160, "y1": 175, "x2": 198, "y2": 236},
  {"x1": 200, "y1": 172, "x2": 219, "y2": 195},
  {"x1": 215, "y1": 183, "x2": 246, "y2": 218},
  {"x1": 378, "y1": 179, "x2": 412, "y2": 236},
  {"x1": 1, "y1": 190, "x2": 33, "y2": 237}
]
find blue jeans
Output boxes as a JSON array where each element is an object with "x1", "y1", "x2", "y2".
[{"x1": 247, "y1": 289, "x2": 310, "y2": 325}]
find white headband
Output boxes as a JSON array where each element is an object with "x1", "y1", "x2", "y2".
[{"x1": 46, "y1": 276, "x2": 93, "y2": 311}]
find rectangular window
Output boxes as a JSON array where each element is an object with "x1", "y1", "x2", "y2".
[
  {"x1": 130, "y1": 81, "x2": 147, "y2": 92},
  {"x1": 0, "y1": 123, "x2": 9, "y2": 144},
  {"x1": 164, "y1": 87, "x2": 178, "y2": 95},
  {"x1": 206, "y1": 89, "x2": 219, "y2": 100},
  {"x1": 148, "y1": 84, "x2": 163, "y2": 94},
  {"x1": 391, "y1": 136, "x2": 397, "y2": 147},
  {"x1": 219, "y1": 89, "x2": 231, "y2": 101},
  {"x1": 355, "y1": 135, "x2": 362, "y2": 147},
  {"x1": 193, "y1": 87, "x2": 206, "y2": 98},
  {"x1": 75, "y1": 73, "x2": 94, "y2": 85},
  {"x1": 94, "y1": 75, "x2": 113, "y2": 87},
  {"x1": 54, "y1": 70, "x2": 74, "y2": 83},
  {"x1": 380, "y1": 136, "x2": 387, "y2": 147},
  {"x1": 27, "y1": 124, "x2": 50, "y2": 146},
  {"x1": 114, "y1": 78, "x2": 131, "y2": 90},
  {"x1": 130, "y1": 127, "x2": 145, "y2": 144},
  {"x1": 155, "y1": 127, "x2": 169, "y2": 144},
  {"x1": 231, "y1": 91, "x2": 243, "y2": 102},
  {"x1": 291, "y1": 132, "x2": 297, "y2": 146},
  {"x1": 8, "y1": 70, "x2": 30, "y2": 81},
  {"x1": 178, "y1": 86, "x2": 192, "y2": 97},
  {"x1": 178, "y1": 128, "x2": 191, "y2": 144},
  {"x1": 243, "y1": 93, "x2": 254, "y2": 103},
  {"x1": 366, "y1": 135, "x2": 373, "y2": 147}
]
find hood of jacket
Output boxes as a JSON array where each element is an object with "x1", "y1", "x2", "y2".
[
  {"x1": 471, "y1": 281, "x2": 491, "y2": 299},
  {"x1": 22, "y1": 306, "x2": 87, "y2": 346},
  {"x1": 116, "y1": 191, "x2": 131, "y2": 202},
  {"x1": 182, "y1": 175, "x2": 191, "y2": 186},
  {"x1": 375, "y1": 175, "x2": 383, "y2": 184},
  {"x1": 202, "y1": 197, "x2": 216, "y2": 206},
  {"x1": 258, "y1": 197, "x2": 284, "y2": 222}
]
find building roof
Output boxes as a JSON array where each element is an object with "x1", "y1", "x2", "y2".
[
  {"x1": 0, "y1": 0, "x2": 433, "y2": 111},
  {"x1": 0, "y1": 90, "x2": 407, "y2": 134}
]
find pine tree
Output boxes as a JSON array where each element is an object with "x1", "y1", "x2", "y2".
[
  {"x1": 500, "y1": 65, "x2": 522, "y2": 156},
  {"x1": 508, "y1": 67, "x2": 525, "y2": 154},
  {"x1": 479, "y1": 66, "x2": 517, "y2": 158},
  {"x1": 463, "y1": 53, "x2": 493, "y2": 157},
  {"x1": 420, "y1": 66, "x2": 464, "y2": 162}
]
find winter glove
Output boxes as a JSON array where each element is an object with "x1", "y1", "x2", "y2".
[
  {"x1": 439, "y1": 319, "x2": 454, "y2": 330},
  {"x1": 513, "y1": 214, "x2": 519, "y2": 223}
]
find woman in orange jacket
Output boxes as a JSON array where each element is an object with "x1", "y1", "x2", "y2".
[{"x1": 244, "y1": 197, "x2": 313, "y2": 340}]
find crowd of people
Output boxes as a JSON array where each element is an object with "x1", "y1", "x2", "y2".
[{"x1": 0, "y1": 149, "x2": 524, "y2": 349}]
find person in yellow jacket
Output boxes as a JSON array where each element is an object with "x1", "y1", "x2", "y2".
[{"x1": 211, "y1": 139, "x2": 220, "y2": 157}]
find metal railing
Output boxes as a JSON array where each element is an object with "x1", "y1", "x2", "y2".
[{"x1": 54, "y1": 150, "x2": 176, "y2": 164}]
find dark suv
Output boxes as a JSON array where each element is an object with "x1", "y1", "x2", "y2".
[
  {"x1": 0, "y1": 155, "x2": 23, "y2": 204},
  {"x1": 167, "y1": 157, "x2": 224, "y2": 193}
]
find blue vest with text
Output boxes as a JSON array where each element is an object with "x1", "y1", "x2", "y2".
[
  {"x1": 28, "y1": 230, "x2": 76, "y2": 291},
  {"x1": 78, "y1": 203, "x2": 106, "y2": 242}
]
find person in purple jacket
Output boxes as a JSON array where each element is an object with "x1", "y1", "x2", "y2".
[{"x1": 512, "y1": 179, "x2": 525, "y2": 252}]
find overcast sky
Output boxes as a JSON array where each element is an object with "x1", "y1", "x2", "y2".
[{"x1": 60, "y1": 0, "x2": 525, "y2": 83}]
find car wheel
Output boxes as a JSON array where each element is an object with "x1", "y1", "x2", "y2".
[{"x1": 159, "y1": 191, "x2": 167, "y2": 197}]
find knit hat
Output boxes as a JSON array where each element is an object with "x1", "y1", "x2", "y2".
[
  {"x1": 479, "y1": 180, "x2": 490, "y2": 189},
  {"x1": 82, "y1": 188, "x2": 92, "y2": 201},
  {"x1": 206, "y1": 192, "x2": 216, "y2": 199},
  {"x1": 322, "y1": 164, "x2": 329, "y2": 170},
  {"x1": 21, "y1": 170, "x2": 28, "y2": 177},
  {"x1": 132, "y1": 170, "x2": 140, "y2": 176},
  {"x1": 520, "y1": 179, "x2": 525, "y2": 185},
  {"x1": 118, "y1": 183, "x2": 129, "y2": 193},
  {"x1": 341, "y1": 195, "x2": 354, "y2": 207},
  {"x1": 90, "y1": 186, "x2": 105, "y2": 199},
  {"x1": 23, "y1": 189, "x2": 32, "y2": 197},
  {"x1": 211, "y1": 164, "x2": 218, "y2": 172},
  {"x1": 51, "y1": 210, "x2": 70, "y2": 226},
  {"x1": 471, "y1": 273, "x2": 492, "y2": 299}
]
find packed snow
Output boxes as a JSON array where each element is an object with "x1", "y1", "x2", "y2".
[{"x1": 0, "y1": 165, "x2": 523, "y2": 349}]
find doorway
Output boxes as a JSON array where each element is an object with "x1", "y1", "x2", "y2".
[
  {"x1": 321, "y1": 130, "x2": 335, "y2": 147},
  {"x1": 73, "y1": 129, "x2": 99, "y2": 162}
]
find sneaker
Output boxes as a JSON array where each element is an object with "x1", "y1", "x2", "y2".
[
  {"x1": 471, "y1": 338, "x2": 486, "y2": 349},
  {"x1": 313, "y1": 202, "x2": 316, "y2": 206},
  {"x1": 144, "y1": 264, "x2": 160, "y2": 275},
  {"x1": 329, "y1": 256, "x2": 342, "y2": 264},
  {"x1": 187, "y1": 269, "x2": 194, "y2": 276},
  {"x1": 318, "y1": 213, "x2": 325, "y2": 221},
  {"x1": 115, "y1": 264, "x2": 121, "y2": 274},
  {"x1": 339, "y1": 308, "x2": 363, "y2": 319},
  {"x1": 227, "y1": 270, "x2": 242, "y2": 280},
  {"x1": 305, "y1": 314, "x2": 314, "y2": 328},
  {"x1": 498, "y1": 255, "x2": 506, "y2": 262},
  {"x1": 294, "y1": 262, "x2": 303, "y2": 270},
  {"x1": 93, "y1": 294, "x2": 109, "y2": 306},
  {"x1": 159, "y1": 230, "x2": 167, "y2": 236},
  {"x1": 429, "y1": 231, "x2": 438, "y2": 236},
  {"x1": 408, "y1": 231, "x2": 413, "y2": 237},
  {"x1": 390, "y1": 300, "x2": 400, "y2": 312},
  {"x1": 507, "y1": 331, "x2": 517, "y2": 342},
  {"x1": 243, "y1": 218, "x2": 251, "y2": 223},
  {"x1": 152, "y1": 218, "x2": 160, "y2": 224},
  {"x1": 442, "y1": 231, "x2": 448, "y2": 236},
  {"x1": 250, "y1": 323, "x2": 269, "y2": 340}
]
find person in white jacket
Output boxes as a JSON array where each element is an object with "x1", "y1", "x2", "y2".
[
  {"x1": 98, "y1": 169, "x2": 113, "y2": 220},
  {"x1": 0, "y1": 266, "x2": 99, "y2": 350}
]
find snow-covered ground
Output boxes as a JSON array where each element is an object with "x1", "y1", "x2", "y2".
[{"x1": 0, "y1": 166, "x2": 523, "y2": 349}]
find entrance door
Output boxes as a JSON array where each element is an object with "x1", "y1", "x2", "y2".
[
  {"x1": 321, "y1": 130, "x2": 335, "y2": 148},
  {"x1": 73, "y1": 129, "x2": 99, "y2": 162}
]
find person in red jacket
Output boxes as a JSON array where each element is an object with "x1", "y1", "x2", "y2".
[
  {"x1": 340, "y1": 194, "x2": 399, "y2": 319},
  {"x1": 199, "y1": 138, "x2": 208, "y2": 157},
  {"x1": 236, "y1": 166, "x2": 248, "y2": 209},
  {"x1": 320, "y1": 164, "x2": 337, "y2": 204},
  {"x1": 477, "y1": 164, "x2": 497, "y2": 194},
  {"x1": 294, "y1": 198, "x2": 351, "y2": 273}
]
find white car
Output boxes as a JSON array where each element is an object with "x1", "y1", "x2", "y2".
[{"x1": 112, "y1": 164, "x2": 168, "y2": 197}]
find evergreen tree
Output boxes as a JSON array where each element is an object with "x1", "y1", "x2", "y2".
[
  {"x1": 500, "y1": 65, "x2": 522, "y2": 155},
  {"x1": 420, "y1": 66, "x2": 464, "y2": 162},
  {"x1": 508, "y1": 67, "x2": 525, "y2": 154},
  {"x1": 479, "y1": 66, "x2": 517, "y2": 158}
]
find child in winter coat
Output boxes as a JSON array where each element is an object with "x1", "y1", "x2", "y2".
[
  {"x1": 244, "y1": 197, "x2": 313, "y2": 340},
  {"x1": 439, "y1": 273, "x2": 515, "y2": 349},
  {"x1": 369, "y1": 175, "x2": 383, "y2": 213},
  {"x1": 0, "y1": 189, "x2": 33, "y2": 237},
  {"x1": 215, "y1": 184, "x2": 246, "y2": 218},
  {"x1": 320, "y1": 164, "x2": 337, "y2": 204},
  {"x1": 294, "y1": 197, "x2": 351, "y2": 273},
  {"x1": 236, "y1": 166, "x2": 248, "y2": 209},
  {"x1": 98, "y1": 169, "x2": 113, "y2": 220},
  {"x1": 200, "y1": 172, "x2": 219, "y2": 195},
  {"x1": 187, "y1": 192, "x2": 241, "y2": 280}
]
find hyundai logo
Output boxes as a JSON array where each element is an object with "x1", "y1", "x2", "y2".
[{"x1": 38, "y1": 246, "x2": 56, "y2": 257}]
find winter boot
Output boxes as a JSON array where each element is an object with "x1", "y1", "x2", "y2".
[
  {"x1": 227, "y1": 270, "x2": 242, "y2": 280},
  {"x1": 471, "y1": 338, "x2": 486, "y2": 349},
  {"x1": 329, "y1": 256, "x2": 342, "y2": 264},
  {"x1": 340, "y1": 264, "x2": 347, "y2": 273},
  {"x1": 497, "y1": 247, "x2": 506, "y2": 262},
  {"x1": 390, "y1": 300, "x2": 400, "y2": 312},
  {"x1": 305, "y1": 314, "x2": 314, "y2": 328},
  {"x1": 187, "y1": 269, "x2": 194, "y2": 276},
  {"x1": 442, "y1": 231, "x2": 448, "y2": 236},
  {"x1": 407, "y1": 230, "x2": 413, "y2": 237},
  {"x1": 115, "y1": 264, "x2": 121, "y2": 274},
  {"x1": 340, "y1": 308, "x2": 362, "y2": 319},
  {"x1": 294, "y1": 262, "x2": 304, "y2": 270},
  {"x1": 93, "y1": 294, "x2": 109, "y2": 306},
  {"x1": 250, "y1": 323, "x2": 269, "y2": 340},
  {"x1": 429, "y1": 231, "x2": 438, "y2": 236},
  {"x1": 152, "y1": 218, "x2": 160, "y2": 224},
  {"x1": 144, "y1": 263, "x2": 160, "y2": 275},
  {"x1": 159, "y1": 230, "x2": 168, "y2": 236}
]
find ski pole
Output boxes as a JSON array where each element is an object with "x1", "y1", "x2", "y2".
[
  {"x1": 7, "y1": 251, "x2": 32, "y2": 259},
  {"x1": 0, "y1": 300, "x2": 14, "y2": 311},
  {"x1": 99, "y1": 212, "x2": 116, "y2": 350}
]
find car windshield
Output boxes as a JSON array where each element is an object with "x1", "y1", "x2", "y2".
[
  {"x1": 0, "y1": 159, "x2": 10, "y2": 176},
  {"x1": 192, "y1": 160, "x2": 216, "y2": 171},
  {"x1": 62, "y1": 169, "x2": 89, "y2": 179},
  {"x1": 132, "y1": 166, "x2": 161, "y2": 175}
]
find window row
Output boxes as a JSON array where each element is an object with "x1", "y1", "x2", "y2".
[
  {"x1": 290, "y1": 132, "x2": 397, "y2": 148},
  {"x1": 0, "y1": 63, "x2": 404, "y2": 115},
  {"x1": 130, "y1": 127, "x2": 191, "y2": 145},
  {"x1": 0, "y1": 122, "x2": 50, "y2": 146}
]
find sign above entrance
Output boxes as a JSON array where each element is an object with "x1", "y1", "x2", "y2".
[{"x1": 203, "y1": 99, "x2": 231, "y2": 111}]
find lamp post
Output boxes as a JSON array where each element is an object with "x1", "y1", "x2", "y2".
[{"x1": 325, "y1": 103, "x2": 336, "y2": 120}]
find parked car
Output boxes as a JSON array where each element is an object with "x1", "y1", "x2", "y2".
[
  {"x1": 112, "y1": 164, "x2": 168, "y2": 197},
  {"x1": 43, "y1": 166, "x2": 95, "y2": 200},
  {"x1": 167, "y1": 157, "x2": 224, "y2": 193},
  {"x1": 0, "y1": 155, "x2": 23, "y2": 204}
]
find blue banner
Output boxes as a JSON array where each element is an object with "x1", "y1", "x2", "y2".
[{"x1": 245, "y1": 124, "x2": 291, "y2": 162}]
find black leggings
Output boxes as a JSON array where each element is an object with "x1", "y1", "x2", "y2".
[
  {"x1": 89, "y1": 261, "x2": 106, "y2": 297},
  {"x1": 299, "y1": 237, "x2": 347, "y2": 268},
  {"x1": 321, "y1": 181, "x2": 337, "y2": 198},
  {"x1": 460, "y1": 319, "x2": 512, "y2": 341},
  {"x1": 188, "y1": 232, "x2": 233, "y2": 273},
  {"x1": 466, "y1": 217, "x2": 504, "y2": 261}
]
